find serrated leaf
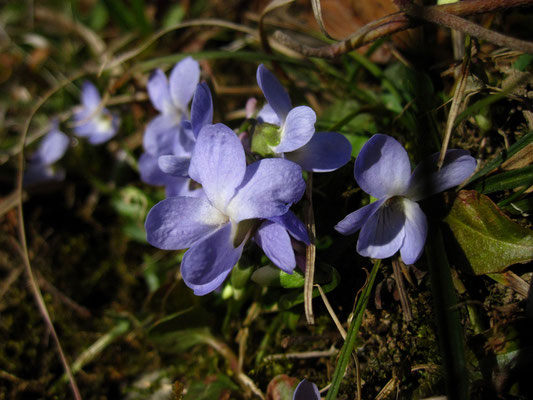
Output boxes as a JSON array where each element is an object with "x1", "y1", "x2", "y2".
[{"x1": 444, "y1": 190, "x2": 533, "y2": 275}]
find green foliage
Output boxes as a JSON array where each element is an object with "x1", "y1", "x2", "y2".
[{"x1": 445, "y1": 190, "x2": 533, "y2": 274}]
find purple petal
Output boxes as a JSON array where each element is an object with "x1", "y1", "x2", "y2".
[
  {"x1": 255, "y1": 221, "x2": 296, "y2": 273},
  {"x1": 147, "y1": 69, "x2": 172, "y2": 114},
  {"x1": 335, "y1": 198, "x2": 386, "y2": 235},
  {"x1": 189, "y1": 123, "x2": 246, "y2": 211},
  {"x1": 23, "y1": 164, "x2": 64, "y2": 186},
  {"x1": 399, "y1": 198, "x2": 428, "y2": 264},
  {"x1": 165, "y1": 177, "x2": 204, "y2": 198},
  {"x1": 293, "y1": 380, "x2": 320, "y2": 400},
  {"x1": 355, "y1": 134, "x2": 412, "y2": 198},
  {"x1": 139, "y1": 152, "x2": 171, "y2": 185},
  {"x1": 181, "y1": 223, "x2": 244, "y2": 295},
  {"x1": 268, "y1": 210, "x2": 309, "y2": 245},
  {"x1": 226, "y1": 158, "x2": 305, "y2": 222},
  {"x1": 143, "y1": 115, "x2": 179, "y2": 155},
  {"x1": 81, "y1": 81, "x2": 101, "y2": 111},
  {"x1": 158, "y1": 155, "x2": 191, "y2": 177},
  {"x1": 357, "y1": 198, "x2": 406, "y2": 260},
  {"x1": 32, "y1": 125, "x2": 69, "y2": 165},
  {"x1": 145, "y1": 196, "x2": 228, "y2": 250},
  {"x1": 85, "y1": 110, "x2": 119, "y2": 145},
  {"x1": 190, "y1": 82, "x2": 213, "y2": 137},
  {"x1": 274, "y1": 106, "x2": 316, "y2": 153},
  {"x1": 172, "y1": 124, "x2": 196, "y2": 157},
  {"x1": 285, "y1": 131, "x2": 352, "y2": 172},
  {"x1": 407, "y1": 149, "x2": 477, "y2": 201},
  {"x1": 169, "y1": 57, "x2": 200, "y2": 112},
  {"x1": 257, "y1": 104, "x2": 281, "y2": 125},
  {"x1": 257, "y1": 64, "x2": 292, "y2": 121}
]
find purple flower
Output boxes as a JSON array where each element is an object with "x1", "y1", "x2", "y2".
[
  {"x1": 293, "y1": 379, "x2": 320, "y2": 400},
  {"x1": 145, "y1": 123, "x2": 306, "y2": 295},
  {"x1": 73, "y1": 81, "x2": 120, "y2": 144},
  {"x1": 335, "y1": 134, "x2": 477, "y2": 264},
  {"x1": 23, "y1": 120, "x2": 69, "y2": 186},
  {"x1": 255, "y1": 210, "x2": 310, "y2": 273},
  {"x1": 254, "y1": 64, "x2": 352, "y2": 172}
]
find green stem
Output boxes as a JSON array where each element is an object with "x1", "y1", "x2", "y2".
[{"x1": 325, "y1": 259, "x2": 381, "y2": 400}]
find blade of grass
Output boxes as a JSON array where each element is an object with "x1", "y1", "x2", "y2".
[
  {"x1": 474, "y1": 164, "x2": 533, "y2": 194},
  {"x1": 325, "y1": 259, "x2": 381, "y2": 400},
  {"x1": 425, "y1": 223, "x2": 469, "y2": 400}
]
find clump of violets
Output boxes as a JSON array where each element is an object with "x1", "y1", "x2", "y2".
[
  {"x1": 145, "y1": 123, "x2": 305, "y2": 295},
  {"x1": 335, "y1": 134, "x2": 477, "y2": 264},
  {"x1": 73, "y1": 81, "x2": 120, "y2": 145},
  {"x1": 23, "y1": 120, "x2": 70, "y2": 186},
  {"x1": 253, "y1": 64, "x2": 352, "y2": 172},
  {"x1": 293, "y1": 379, "x2": 320, "y2": 400}
]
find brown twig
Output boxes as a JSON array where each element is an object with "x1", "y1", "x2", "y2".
[
  {"x1": 273, "y1": 0, "x2": 533, "y2": 58},
  {"x1": 392, "y1": 258, "x2": 412, "y2": 322}
]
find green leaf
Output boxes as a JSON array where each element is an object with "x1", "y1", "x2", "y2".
[
  {"x1": 444, "y1": 190, "x2": 533, "y2": 275},
  {"x1": 184, "y1": 374, "x2": 238, "y2": 400},
  {"x1": 474, "y1": 164, "x2": 533, "y2": 194},
  {"x1": 251, "y1": 265, "x2": 305, "y2": 288},
  {"x1": 266, "y1": 375, "x2": 299, "y2": 400}
]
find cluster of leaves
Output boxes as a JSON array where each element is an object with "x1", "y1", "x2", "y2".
[{"x1": 0, "y1": 1, "x2": 532, "y2": 399}]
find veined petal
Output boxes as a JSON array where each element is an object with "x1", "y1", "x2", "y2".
[
  {"x1": 147, "y1": 69, "x2": 172, "y2": 114},
  {"x1": 285, "y1": 131, "x2": 351, "y2": 172},
  {"x1": 399, "y1": 198, "x2": 428, "y2": 264},
  {"x1": 357, "y1": 197, "x2": 406, "y2": 260},
  {"x1": 407, "y1": 149, "x2": 477, "y2": 201},
  {"x1": 169, "y1": 57, "x2": 200, "y2": 112},
  {"x1": 355, "y1": 134, "x2": 411, "y2": 198},
  {"x1": 158, "y1": 155, "x2": 191, "y2": 177},
  {"x1": 293, "y1": 380, "x2": 320, "y2": 400},
  {"x1": 181, "y1": 223, "x2": 244, "y2": 295},
  {"x1": 268, "y1": 210, "x2": 309, "y2": 245},
  {"x1": 226, "y1": 158, "x2": 305, "y2": 222},
  {"x1": 190, "y1": 82, "x2": 213, "y2": 137},
  {"x1": 257, "y1": 104, "x2": 281, "y2": 125},
  {"x1": 255, "y1": 221, "x2": 296, "y2": 273},
  {"x1": 143, "y1": 115, "x2": 179, "y2": 155},
  {"x1": 335, "y1": 198, "x2": 386, "y2": 235},
  {"x1": 257, "y1": 64, "x2": 292, "y2": 121},
  {"x1": 32, "y1": 126, "x2": 69, "y2": 165},
  {"x1": 189, "y1": 123, "x2": 246, "y2": 211},
  {"x1": 145, "y1": 196, "x2": 228, "y2": 250},
  {"x1": 81, "y1": 81, "x2": 101, "y2": 111},
  {"x1": 273, "y1": 106, "x2": 316, "y2": 153}
]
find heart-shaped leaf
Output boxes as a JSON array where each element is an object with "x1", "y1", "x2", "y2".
[{"x1": 444, "y1": 190, "x2": 533, "y2": 275}]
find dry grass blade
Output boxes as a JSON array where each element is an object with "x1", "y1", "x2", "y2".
[
  {"x1": 304, "y1": 172, "x2": 316, "y2": 325},
  {"x1": 310, "y1": 0, "x2": 338, "y2": 40},
  {"x1": 259, "y1": 0, "x2": 297, "y2": 53}
]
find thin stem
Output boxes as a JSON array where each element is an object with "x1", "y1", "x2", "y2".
[{"x1": 304, "y1": 172, "x2": 316, "y2": 324}]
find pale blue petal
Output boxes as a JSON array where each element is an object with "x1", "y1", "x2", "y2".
[
  {"x1": 190, "y1": 82, "x2": 213, "y2": 137},
  {"x1": 139, "y1": 152, "x2": 172, "y2": 186},
  {"x1": 189, "y1": 123, "x2": 246, "y2": 211},
  {"x1": 158, "y1": 155, "x2": 191, "y2": 177},
  {"x1": 226, "y1": 158, "x2": 305, "y2": 222},
  {"x1": 355, "y1": 134, "x2": 411, "y2": 198},
  {"x1": 81, "y1": 81, "x2": 101, "y2": 111},
  {"x1": 257, "y1": 64, "x2": 292, "y2": 121},
  {"x1": 285, "y1": 131, "x2": 351, "y2": 172},
  {"x1": 165, "y1": 177, "x2": 204, "y2": 198},
  {"x1": 181, "y1": 223, "x2": 244, "y2": 295},
  {"x1": 357, "y1": 198, "x2": 406, "y2": 260},
  {"x1": 172, "y1": 124, "x2": 196, "y2": 157},
  {"x1": 399, "y1": 198, "x2": 428, "y2": 264},
  {"x1": 257, "y1": 104, "x2": 280, "y2": 125},
  {"x1": 143, "y1": 115, "x2": 179, "y2": 155},
  {"x1": 255, "y1": 221, "x2": 296, "y2": 273},
  {"x1": 32, "y1": 125, "x2": 69, "y2": 165},
  {"x1": 169, "y1": 57, "x2": 200, "y2": 112},
  {"x1": 293, "y1": 380, "x2": 320, "y2": 400},
  {"x1": 147, "y1": 69, "x2": 172, "y2": 114},
  {"x1": 145, "y1": 196, "x2": 227, "y2": 250},
  {"x1": 407, "y1": 149, "x2": 477, "y2": 201},
  {"x1": 85, "y1": 110, "x2": 119, "y2": 145},
  {"x1": 335, "y1": 198, "x2": 386, "y2": 235},
  {"x1": 273, "y1": 106, "x2": 316, "y2": 153},
  {"x1": 268, "y1": 210, "x2": 309, "y2": 245}
]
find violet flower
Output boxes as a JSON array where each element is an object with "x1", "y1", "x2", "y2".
[
  {"x1": 293, "y1": 379, "x2": 320, "y2": 400},
  {"x1": 335, "y1": 134, "x2": 476, "y2": 264},
  {"x1": 23, "y1": 120, "x2": 69, "y2": 186},
  {"x1": 255, "y1": 210, "x2": 310, "y2": 273},
  {"x1": 254, "y1": 64, "x2": 352, "y2": 172},
  {"x1": 145, "y1": 123, "x2": 305, "y2": 295},
  {"x1": 73, "y1": 81, "x2": 120, "y2": 145}
]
